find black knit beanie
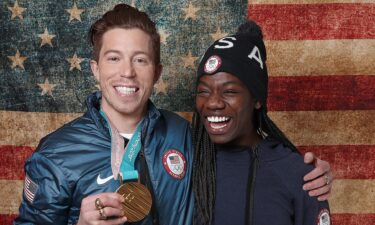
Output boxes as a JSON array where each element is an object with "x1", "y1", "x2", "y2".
[{"x1": 197, "y1": 20, "x2": 268, "y2": 106}]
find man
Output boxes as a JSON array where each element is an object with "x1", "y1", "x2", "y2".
[
  {"x1": 15, "y1": 4, "x2": 193, "y2": 225},
  {"x1": 15, "y1": 4, "x2": 332, "y2": 225}
]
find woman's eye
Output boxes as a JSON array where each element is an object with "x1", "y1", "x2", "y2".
[
  {"x1": 224, "y1": 90, "x2": 238, "y2": 94},
  {"x1": 197, "y1": 89, "x2": 209, "y2": 95}
]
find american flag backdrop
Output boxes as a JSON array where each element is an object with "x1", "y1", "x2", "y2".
[{"x1": 0, "y1": 0, "x2": 374, "y2": 224}]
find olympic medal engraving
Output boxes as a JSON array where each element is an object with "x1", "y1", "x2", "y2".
[{"x1": 116, "y1": 182, "x2": 152, "y2": 222}]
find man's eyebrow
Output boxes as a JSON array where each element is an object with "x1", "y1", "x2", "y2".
[
  {"x1": 102, "y1": 49, "x2": 121, "y2": 55},
  {"x1": 132, "y1": 50, "x2": 152, "y2": 56},
  {"x1": 102, "y1": 49, "x2": 153, "y2": 58}
]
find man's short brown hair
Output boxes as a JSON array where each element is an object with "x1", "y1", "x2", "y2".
[{"x1": 88, "y1": 4, "x2": 160, "y2": 65}]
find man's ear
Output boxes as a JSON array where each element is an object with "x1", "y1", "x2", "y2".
[
  {"x1": 255, "y1": 101, "x2": 262, "y2": 109},
  {"x1": 154, "y1": 64, "x2": 163, "y2": 83},
  {"x1": 90, "y1": 60, "x2": 100, "y2": 82}
]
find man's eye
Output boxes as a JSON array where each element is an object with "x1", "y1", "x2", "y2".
[
  {"x1": 108, "y1": 57, "x2": 119, "y2": 61},
  {"x1": 134, "y1": 58, "x2": 148, "y2": 64}
]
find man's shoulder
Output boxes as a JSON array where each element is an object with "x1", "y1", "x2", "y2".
[
  {"x1": 35, "y1": 113, "x2": 104, "y2": 154},
  {"x1": 158, "y1": 109, "x2": 190, "y2": 124},
  {"x1": 48, "y1": 113, "x2": 94, "y2": 134}
]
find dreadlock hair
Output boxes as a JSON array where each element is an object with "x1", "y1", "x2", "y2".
[
  {"x1": 192, "y1": 107, "x2": 298, "y2": 225},
  {"x1": 255, "y1": 107, "x2": 298, "y2": 153},
  {"x1": 192, "y1": 20, "x2": 299, "y2": 225},
  {"x1": 192, "y1": 111, "x2": 216, "y2": 225}
]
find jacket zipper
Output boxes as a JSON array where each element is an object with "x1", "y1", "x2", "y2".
[
  {"x1": 139, "y1": 148, "x2": 159, "y2": 225},
  {"x1": 246, "y1": 146, "x2": 259, "y2": 225}
]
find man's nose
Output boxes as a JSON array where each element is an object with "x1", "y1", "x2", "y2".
[{"x1": 120, "y1": 59, "x2": 135, "y2": 78}]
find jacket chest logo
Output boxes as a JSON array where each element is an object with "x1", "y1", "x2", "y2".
[{"x1": 162, "y1": 149, "x2": 186, "y2": 179}]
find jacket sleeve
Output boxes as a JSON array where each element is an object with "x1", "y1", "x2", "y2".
[
  {"x1": 294, "y1": 185, "x2": 331, "y2": 225},
  {"x1": 14, "y1": 151, "x2": 72, "y2": 225},
  {"x1": 280, "y1": 152, "x2": 331, "y2": 225}
]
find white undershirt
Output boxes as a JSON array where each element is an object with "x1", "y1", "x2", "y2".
[{"x1": 119, "y1": 133, "x2": 133, "y2": 140}]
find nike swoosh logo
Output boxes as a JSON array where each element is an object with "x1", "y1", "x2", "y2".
[{"x1": 96, "y1": 174, "x2": 114, "y2": 185}]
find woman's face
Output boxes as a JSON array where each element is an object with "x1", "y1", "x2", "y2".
[{"x1": 196, "y1": 72, "x2": 260, "y2": 146}]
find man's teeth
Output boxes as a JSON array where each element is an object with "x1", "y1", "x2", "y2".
[
  {"x1": 116, "y1": 86, "x2": 136, "y2": 94},
  {"x1": 207, "y1": 116, "x2": 230, "y2": 123}
]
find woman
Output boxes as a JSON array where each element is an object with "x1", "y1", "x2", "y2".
[{"x1": 192, "y1": 20, "x2": 330, "y2": 225}]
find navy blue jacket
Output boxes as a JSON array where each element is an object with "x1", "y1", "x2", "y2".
[
  {"x1": 213, "y1": 138, "x2": 330, "y2": 225},
  {"x1": 14, "y1": 92, "x2": 193, "y2": 225}
]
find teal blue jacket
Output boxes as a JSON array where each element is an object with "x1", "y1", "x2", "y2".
[{"x1": 14, "y1": 92, "x2": 193, "y2": 225}]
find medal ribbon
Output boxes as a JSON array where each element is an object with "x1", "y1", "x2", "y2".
[
  {"x1": 100, "y1": 110, "x2": 143, "y2": 181},
  {"x1": 119, "y1": 122, "x2": 143, "y2": 181}
]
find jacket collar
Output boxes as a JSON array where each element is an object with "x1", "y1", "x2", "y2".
[
  {"x1": 215, "y1": 137, "x2": 292, "y2": 162},
  {"x1": 85, "y1": 91, "x2": 161, "y2": 138}
]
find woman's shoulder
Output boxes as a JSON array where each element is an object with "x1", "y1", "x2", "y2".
[{"x1": 259, "y1": 138, "x2": 314, "y2": 189}]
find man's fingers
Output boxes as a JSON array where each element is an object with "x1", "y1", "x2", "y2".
[
  {"x1": 78, "y1": 193, "x2": 127, "y2": 225},
  {"x1": 303, "y1": 152, "x2": 315, "y2": 164},
  {"x1": 105, "y1": 216, "x2": 128, "y2": 225},
  {"x1": 302, "y1": 153, "x2": 333, "y2": 200},
  {"x1": 101, "y1": 207, "x2": 125, "y2": 219},
  {"x1": 303, "y1": 173, "x2": 325, "y2": 190},
  {"x1": 303, "y1": 157, "x2": 330, "y2": 181},
  {"x1": 317, "y1": 192, "x2": 331, "y2": 201},
  {"x1": 87, "y1": 196, "x2": 127, "y2": 224},
  {"x1": 83, "y1": 193, "x2": 125, "y2": 210},
  {"x1": 85, "y1": 209, "x2": 127, "y2": 225},
  {"x1": 303, "y1": 166, "x2": 325, "y2": 182},
  {"x1": 95, "y1": 193, "x2": 125, "y2": 209},
  {"x1": 303, "y1": 171, "x2": 334, "y2": 201},
  {"x1": 303, "y1": 170, "x2": 333, "y2": 190},
  {"x1": 306, "y1": 181, "x2": 331, "y2": 197}
]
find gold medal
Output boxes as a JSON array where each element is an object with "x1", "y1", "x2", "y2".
[{"x1": 116, "y1": 182, "x2": 152, "y2": 222}]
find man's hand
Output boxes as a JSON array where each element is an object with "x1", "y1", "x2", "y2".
[
  {"x1": 77, "y1": 192, "x2": 127, "y2": 225},
  {"x1": 302, "y1": 152, "x2": 334, "y2": 201}
]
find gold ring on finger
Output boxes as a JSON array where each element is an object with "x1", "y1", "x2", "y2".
[
  {"x1": 98, "y1": 207, "x2": 107, "y2": 220},
  {"x1": 324, "y1": 174, "x2": 330, "y2": 185},
  {"x1": 95, "y1": 198, "x2": 104, "y2": 210}
]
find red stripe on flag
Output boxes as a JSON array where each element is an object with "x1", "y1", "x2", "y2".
[
  {"x1": 331, "y1": 213, "x2": 375, "y2": 225},
  {"x1": 248, "y1": 3, "x2": 375, "y2": 40},
  {"x1": 3, "y1": 144, "x2": 374, "y2": 180},
  {"x1": 299, "y1": 145, "x2": 375, "y2": 179},
  {"x1": 268, "y1": 75, "x2": 375, "y2": 111},
  {"x1": 0, "y1": 146, "x2": 34, "y2": 180},
  {"x1": 0, "y1": 214, "x2": 17, "y2": 225},
  {"x1": 2, "y1": 213, "x2": 375, "y2": 225}
]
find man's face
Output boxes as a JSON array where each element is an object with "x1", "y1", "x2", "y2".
[
  {"x1": 90, "y1": 28, "x2": 161, "y2": 123},
  {"x1": 196, "y1": 72, "x2": 260, "y2": 146}
]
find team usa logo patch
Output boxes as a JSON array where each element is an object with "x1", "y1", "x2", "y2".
[
  {"x1": 163, "y1": 149, "x2": 186, "y2": 179},
  {"x1": 204, "y1": 55, "x2": 222, "y2": 73},
  {"x1": 317, "y1": 209, "x2": 330, "y2": 225}
]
